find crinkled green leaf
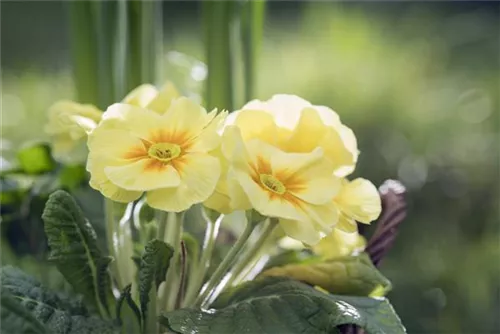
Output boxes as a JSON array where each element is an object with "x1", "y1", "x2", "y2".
[
  {"x1": 260, "y1": 253, "x2": 392, "y2": 296},
  {"x1": 42, "y1": 190, "x2": 114, "y2": 317},
  {"x1": 1, "y1": 292, "x2": 47, "y2": 334},
  {"x1": 161, "y1": 277, "x2": 405, "y2": 334},
  {"x1": 1, "y1": 266, "x2": 118, "y2": 334},
  {"x1": 138, "y1": 239, "x2": 174, "y2": 333},
  {"x1": 115, "y1": 284, "x2": 142, "y2": 334}
]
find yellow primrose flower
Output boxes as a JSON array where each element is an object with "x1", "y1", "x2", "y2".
[
  {"x1": 334, "y1": 178, "x2": 382, "y2": 233},
  {"x1": 87, "y1": 97, "x2": 226, "y2": 211},
  {"x1": 45, "y1": 82, "x2": 180, "y2": 161},
  {"x1": 219, "y1": 126, "x2": 340, "y2": 245},
  {"x1": 45, "y1": 101, "x2": 102, "y2": 162},
  {"x1": 225, "y1": 94, "x2": 358, "y2": 177},
  {"x1": 312, "y1": 229, "x2": 367, "y2": 260}
]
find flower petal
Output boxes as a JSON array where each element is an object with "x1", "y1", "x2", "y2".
[
  {"x1": 279, "y1": 218, "x2": 323, "y2": 245},
  {"x1": 269, "y1": 147, "x2": 339, "y2": 205},
  {"x1": 335, "y1": 178, "x2": 381, "y2": 224},
  {"x1": 162, "y1": 97, "x2": 209, "y2": 139},
  {"x1": 89, "y1": 178, "x2": 142, "y2": 203},
  {"x1": 122, "y1": 84, "x2": 158, "y2": 108},
  {"x1": 147, "y1": 153, "x2": 220, "y2": 212},
  {"x1": 105, "y1": 159, "x2": 181, "y2": 191},
  {"x1": 100, "y1": 103, "x2": 168, "y2": 140},
  {"x1": 146, "y1": 82, "x2": 180, "y2": 114},
  {"x1": 279, "y1": 107, "x2": 330, "y2": 153},
  {"x1": 234, "y1": 170, "x2": 305, "y2": 222}
]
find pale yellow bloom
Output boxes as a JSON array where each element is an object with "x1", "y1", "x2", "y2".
[
  {"x1": 45, "y1": 82, "x2": 180, "y2": 162},
  {"x1": 334, "y1": 178, "x2": 382, "y2": 233},
  {"x1": 217, "y1": 126, "x2": 340, "y2": 245},
  {"x1": 312, "y1": 229, "x2": 367, "y2": 260},
  {"x1": 45, "y1": 101, "x2": 102, "y2": 162},
  {"x1": 225, "y1": 94, "x2": 358, "y2": 177},
  {"x1": 87, "y1": 97, "x2": 226, "y2": 211}
]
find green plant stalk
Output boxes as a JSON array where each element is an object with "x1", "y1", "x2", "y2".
[
  {"x1": 127, "y1": 0, "x2": 158, "y2": 92},
  {"x1": 104, "y1": 198, "x2": 121, "y2": 288},
  {"x1": 68, "y1": 1, "x2": 99, "y2": 104},
  {"x1": 240, "y1": 0, "x2": 266, "y2": 102},
  {"x1": 183, "y1": 212, "x2": 223, "y2": 307},
  {"x1": 192, "y1": 219, "x2": 259, "y2": 308},
  {"x1": 160, "y1": 212, "x2": 185, "y2": 311},
  {"x1": 219, "y1": 218, "x2": 277, "y2": 291},
  {"x1": 203, "y1": 1, "x2": 235, "y2": 111},
  {"x1": 92, "y1": 1, "x2": 117, "y2": 108},
  {"x1": 114, "y1": 0, "x2": 129, "y2": 101},
  {"x1": 114, "y1": 203, "x2": 135, "y2": 290}
]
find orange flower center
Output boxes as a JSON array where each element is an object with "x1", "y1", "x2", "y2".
[
  {"x1": 148, "y1": 142, "x2": 181, "y2": 162},
  {"x1": 260, "y1": 174, "x2": 286, "y2": 194}
]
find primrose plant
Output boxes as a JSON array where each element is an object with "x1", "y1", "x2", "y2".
[{"x1": 1, "y1": 79, "x2": 408, "y2": 334}]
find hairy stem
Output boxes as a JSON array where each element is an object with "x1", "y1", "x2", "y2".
[
  {"x1": 183, "y1": 210, "x2": 223, "y2": 307},
  {"x1": 192, "y1": 219, "x2": 258, "y2": 308}
]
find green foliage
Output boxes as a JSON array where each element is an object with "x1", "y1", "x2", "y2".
[
  {"x1": 115, "y1": 285, "x2": 142, "y2": 334},
  {"x1": 42, "y1": 190, "x2": 114, "y2": 318},
  {"x1": 138, "y1": 239, "x2": 174, "y2": 333},
  {"x1": 1, "y1": 292, "x2": 47, "y2": 334},
  {"x1": 0, "y1": 266, "x2": 118, "y2": 334},
  {"x1": 16, "y1": 143, "x2": 56, "y2": 175},
  {"x1": 161, "y1": 277, "x2": 405, "y2": 334},
  {"x1": 260, "y1": 253, "x2": 392, "y2": 296}
]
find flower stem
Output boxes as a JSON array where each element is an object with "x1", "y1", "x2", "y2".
[
  {"x1": 223, "y1": 218, "x2": 277, "y2": 289},
  {"x1": 183, "y1": 211, "x2": 223, "y2": 307},
  {"x1": 160, "y1": 211, "x2": 185, "y2": 311},
  {"x1": 104, "y1": 198, "x2": 120, "y2": 287},
  {"x1": 192, "y1": 219, "x2": 258, "y2": 308}
]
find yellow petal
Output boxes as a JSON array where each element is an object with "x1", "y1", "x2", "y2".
[
  {"x1": 162, "y1": 97, "x2": 208, "y2": 138},
  {"x1": 89, "y1": 178, "x2": 142, "y2": 203},
  {"x1": 335, "y1": 213, "x2": 359, "y2": 233},
  {"x1": 100, "y1": 103, "x2": 167, "y2": 140},
  {"x1": 227, "y1": 109, "x2": 279, "y2": 145},
  {"x1": 270, "y1": 147, "x2": 339, "y2": 205},
  {"x1": 335, "y1": 178, "x2": 381, "y2": 224},
  {"x1": 187, "y1": 110, "x2": 227, "y2": 153},
  {"x1": 227, "y1": 169, "x2": 252, "y2": 211},
  {"x1": 122, "y1": 84, "x2": 158, "y2": 108},
  {"x1": 233, "y1": 170, "x2": 305, "y2": 222},
  {"x1": 303, "y1": 202, "x2": 339, "y2": 233},
  {"x1": 313, "y1": 229, "x2": 366, "y2": 259},
  {"x1": 87, "y1": 154, "x2": 143, "y2": 202},
  {"x1": 147, "y1": 153, "x2": 220, "y2": 212},
  {"x1": 87, "y1": 127, "x2": 146, "y2": 160},
  {"x1": 241, "y1": 94, "x2": 312, "y2": 130},
  {"x1": 203, "y1": 189, "x2": 233, "y2": 214},
  {"x1": 279, "y1": 218, "x2": 323, "y2": 245},
  {"x1": 104, "y1": 159, "x2": 181, "y2": 191},
  {"x1": 279, "y1": 107, "x2": 329, "y2": 153},
  {"x1": 146, "y1": 82, "x2": 180, "y2": 114}
]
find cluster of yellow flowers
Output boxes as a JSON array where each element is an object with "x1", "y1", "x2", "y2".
[{"x1": 46, "y1": 82, "x2": 381, "y2": 246}]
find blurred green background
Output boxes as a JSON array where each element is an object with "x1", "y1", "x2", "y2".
[{"x1": 1, "y1": 1, "x2": 499, "y2": 333}]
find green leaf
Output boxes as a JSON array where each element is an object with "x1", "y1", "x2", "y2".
[
  {"x1": 1, "y1": 266, "x2": 118, "y2": 334},
  {"x1": 115, "y1": 284, "x2": 142, "y2": 334},
  {"x1": 260, "y1": 253, "x2": 392, "y2": 296},
  {"x1": 17, "y1": 142, "x2": 56, "y2": 175},
  {"x1": 138, "y1": 239, "x2": 174, "y2": 333},
  {"x1": 161, "y1": 277, "x2": 405, "y2": 334},
  {"x1": 1, "y1": 292, "x2": 48, "y2": 334},
  {"x1": 42, "y1": 190, "x2": 115, "y2": 318}
]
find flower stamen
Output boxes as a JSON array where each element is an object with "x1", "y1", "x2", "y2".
[
  {"x1": 148, "y1": 142, "x2": 181, "y2": 163},
  {"x1": 260, "y1": 174, "x2": 286, "y2": 194}
]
